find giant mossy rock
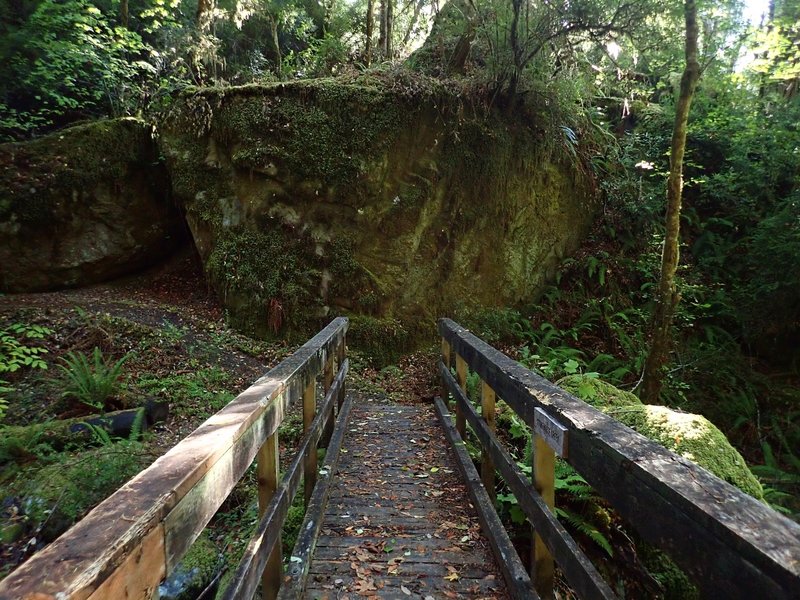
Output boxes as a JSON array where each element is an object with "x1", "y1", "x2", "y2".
[
  {"x1": 558, "y1": 374, "x2": 764, "y2": 500},
  {"x1": 160, "y1": 75, "x2": 595, "y2": 337},
  {"x1": 0, "y1": 118, "x2": 183, "y2": 292}
]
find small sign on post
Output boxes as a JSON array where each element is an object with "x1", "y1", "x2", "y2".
[{"x1": 534, "y1": 407, "x2": 568, "y2": 458}]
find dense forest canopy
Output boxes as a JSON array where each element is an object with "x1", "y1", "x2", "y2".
[{"x1": 0, "y1": 0, "x2": 798, "y2": 521}]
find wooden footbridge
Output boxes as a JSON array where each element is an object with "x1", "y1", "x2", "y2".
[{"x1": 2, "y1": 318, "x2": 799, "y2": 599}]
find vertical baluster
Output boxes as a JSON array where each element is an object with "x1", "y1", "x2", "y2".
[
  {"x1": 440, "y1": 339, "x2": 451, "y2": 400},
  {"x1": 337, "y1": 337, "x2": 346, "y2": 409},
  {"x1": 481, "y1": 381, "x2": 496, "y2": 501},
  {"x1": 455, "y1": 354, "x2": 467, "y2": 439},
  {"x1": 532, "y1": 432, "x2": 556, "y2": 599},
  {"x1": 257, "y1": 430, "x2": 281, "y2": 599},
  {"x1": 303, "y1": 378, "x2": 316, "y2": 507},
  {"x1": 320, "y1": 354, "x2": 335, "y2": 447}
]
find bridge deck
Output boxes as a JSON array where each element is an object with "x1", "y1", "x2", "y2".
[{"x1": 304, "y1": 394, "x2": 509, "y2": 599}]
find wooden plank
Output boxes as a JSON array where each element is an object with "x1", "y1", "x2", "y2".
[
  {"x1": 481, "y1": 380, "x2": 496, "y2": 502},
  {"x1": 87, "y1": 524, "x2": 166, "y2": 600},
  {"x1": 438, "y1": 318, "x2": 800, "y2": 599},
  {"x1": 440, "y1": 339, "x2": 451, "y2": 402},
  {"x1": 433, "y1": 397, "x2": 538, "y2": 600},
  {"x1": 321, "y1": 354, "x2": 335, "y2": 448},
  {"x1": 0, "y1": 317, "x2": 348, "y2": 600},
  {"x1": 304, "y1": 378, "x2": 317, "y2": 507},
  {"x1": 257, "y1": 432, "x2": 281, "y2": 600},
  {"x1": 455, "y1": 354, "x2": 467, "y2": 439},
  {"x1": 163, "y1": 393, "x2": 288, "y2": 569},
  {"x1": 220, "y1": 364, "x2": 348, "y2": 600},
  {"x1": 441, "y1": 362, "x2": 617, "y2": 600},
  {"x1": 279, "y1": 384, "x2": 354, "y2": 599},
  {"x1": 533, "y1": 434, "x2": 556, "y2": 599}
]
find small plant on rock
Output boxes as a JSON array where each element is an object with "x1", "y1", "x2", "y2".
[{"x1": 59, "y1": 347, "x2": 130, "y2": 412}]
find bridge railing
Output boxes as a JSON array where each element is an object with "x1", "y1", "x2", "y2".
[
  {"x1": 0, "y1": 317, "x2": 348, "y2": 600},
  {"x1": 438, "y1": 318, "x2": 800, "y2": 600}
]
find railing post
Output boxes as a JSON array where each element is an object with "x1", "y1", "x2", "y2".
[
  {"x1": 532, "y1": 432, "x2": 556, "y2": 599},
  {"x1": 257, "y1": 431, "x2": 281, "y2": 600},
  {"x1": 303, "y1": 378, "x2": 317, "y2": 507},
  {"x1": 337, "y1": 337, "x2": 346, "y2": 409},
  {"x1": 481, "y1": 381, "x2": 496, "y2": 501},
  {"x1": 320, "y1": 354, "x2": 335, "y2": 447},
  {"x1": 440, "y1": 339, "x2": 451, "y2": 396},
  {"x1": 455, "y1": 354, "x2": 468, "y2": 439}
]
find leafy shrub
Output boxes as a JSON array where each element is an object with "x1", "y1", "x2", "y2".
[
  {"x1": 59, "y1": 347, "x2": 130, "y2": 411},
  {"x1": 0, "y1": 323, "x2": 51, "y2": 422},
  {"x1": 1, "y1": 0, "x2": 153, "y2": 138}
]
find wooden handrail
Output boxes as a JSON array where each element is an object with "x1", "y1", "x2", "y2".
[
  {"x1": 0, "y1": 317, "x2": 348, "y2": 600},
  {"x1": 439, "y1": 318, "x2": 800, "y2": 600}
]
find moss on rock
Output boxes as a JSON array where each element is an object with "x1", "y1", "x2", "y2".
[
  {"x1": 160, "y1": 72, "x2": 595, "y2": 345},
  {"x1": 0, "y1": 118, "x2": 183, "y2": 292},
  {"x1": 558, "y1": 374, "x2": 642, "y2": 409},
  {"x1": 559, "y1": 374, "x2": 763, "y2": 499}
]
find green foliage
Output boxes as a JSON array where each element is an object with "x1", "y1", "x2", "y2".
[
  {"x1": 59, "y1": 347, "x2": 130, "y2": 411},
  {"x1": 0, "y1": 0, "x2": 153, "y2": 138},
  {"x1": 0, "y1": 322, "x2": 51, "y2": 421},
  {"x1": 135, "y1": 367, "x2": 233, "y2": 419},
  {"x1": 347, "y1": 315, "x2": 411, "y2": 367},
  {"x1": 18, "y1": 444, "x2": 148, "y2": 542},
  {"x1": 205, "y1": 226, "x2": 321, "y2": 337}
]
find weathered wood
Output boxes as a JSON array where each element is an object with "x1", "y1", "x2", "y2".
[
  {"x1": 303, "y1": 378, "x2": 317, "y2": 507},
  {"x1": 481, "y1": 380, "x2": 496, "y2": 502},
  {"x1": 306, "y1": 396, "x2": 511, "y2": 599},
  {"x1": 0, "y1": 317, "x2": 347, "y2": 600},
  {"x1": 455, "y1": 353, "x2": 468, "y2": 439},
  {"x1": 439, "y1": 318, "x2": 800, "y2": 599},
  {"x1": 433, "y1": 396, "x2": 538, "y2": 600},
  {"x1": 440, "y1": 362, "x2": 617, "y2": 600},
  {"x1": 86, "y1": 523, "x2": 165, "y2": 600},
  {"x1": 257, "y1": 432, "x2": 281, "y2": 600},
  {"x1": 320, "y1": 353, "x2": 335, "y2": 448},
  {"x1": 279, "y1": 380, "x2": 354, "y2": 599},
  {"x1": 336, "y1": 336, "x2": 346, "y2": 409},
  {"x1": 533, "y1": 433, "x2": 556, "y2": 599},
  {"x1": 221, "y1": 363, "x2": 347, "y2": 600},
  {"x1": 441, "y1": 339, "x2": 451, "y2": 402}
]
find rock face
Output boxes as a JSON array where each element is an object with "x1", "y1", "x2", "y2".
[
  {"x1": 558, "y1": 374, "x2": 764, "y2": 499},
  {"x1": 0, "y1": 118, "x2": 184, "y2": 292},
  {"x1": 160, "y1": 75, "x2": 595, "y2": 337}
]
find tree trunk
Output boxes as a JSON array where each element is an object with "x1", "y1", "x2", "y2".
[
  {"x1": 641, "y1": 0, "x2": 701, "y2": 403},
  {"x1": 120, "y1": 0, "x2": 129, "y2": 27},
  {"x1": 366, "y1": 0, "x2": 374, "y2": 66},
  {"x1": 196, "y1": 0, "x2": 214, "y2": 30},
  {"x1": 385, "y1": 0, "x2": 393, "y2": 58},
  {"x1": 269, "y1": 15, "x2": 282, "y2": 77},
  {"x1": 379, "y1": 0, "x2": 387, "y2": 57}
]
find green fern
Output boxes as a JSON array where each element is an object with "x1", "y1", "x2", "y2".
[
  {"x1": 556, "y1": 507, "x2": 614, "y2": 557},
  {"x1": 59, "y1": 347, "x2": 130, "y2": 411},
  {"x1": 129, "y1": 407, "x2": 145, "y2": 442}
]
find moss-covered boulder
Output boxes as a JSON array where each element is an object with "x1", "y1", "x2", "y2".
[
  {"x1": 0, "y1": 118, "x2": 184, "y2": 292},
  {"x1": 559, "y1": 374, "x2": 763, "y2": 599},
  {"x1": 558, "y1": 374, "x2": 764, "y2": 500},
  {"x1": 160, "y1": 73, "x2": 595, "y2": 338},
  {"x1": 558, "y1": 374, "x2": 642, "y2": 410}
]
